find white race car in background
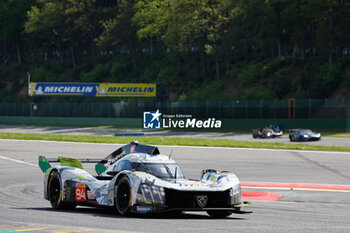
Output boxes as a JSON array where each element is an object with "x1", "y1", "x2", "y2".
[{"x1": 39, "y1": 142, "x2": 250, "y2": 218}]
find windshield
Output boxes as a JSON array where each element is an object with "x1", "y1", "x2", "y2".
[
  {"x1": 300, "y1": 130, "x2": 312, "y2": 134},
  {"x1": 131, "y1": 162, "x2": 184, "y2": 179}
]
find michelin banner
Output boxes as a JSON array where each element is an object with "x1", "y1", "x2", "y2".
[{"x1": 29, "y1": 82, "x2": 156, "y2": 97}]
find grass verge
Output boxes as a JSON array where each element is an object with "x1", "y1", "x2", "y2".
[{"x1": 0, "y1": 132, "x2": 349, "y2": 152}]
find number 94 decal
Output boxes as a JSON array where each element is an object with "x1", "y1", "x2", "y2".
[{"x1": 75, "y1": 183, "x2": 86, "y2": 202}]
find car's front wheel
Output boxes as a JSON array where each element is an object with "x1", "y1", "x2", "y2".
[
  {"x1": 207, "y1": 210, "x2": 232, "y2": 218},
  {"x1": 115, "y1": 177, "x2": 132, "y2": 216}
]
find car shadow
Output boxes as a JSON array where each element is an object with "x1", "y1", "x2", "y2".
[{"x1": 15, "y1": 207, "x2": 246, "y2": 220}]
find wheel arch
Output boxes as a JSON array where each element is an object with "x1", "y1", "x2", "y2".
[
  {"x1": 47, "y1": 169, "x2": 63, "y2": 208},
  {"x1": 108, "y1": 172, "x2": 131, "y2": 206},
  {"x1": 114, "y1": 174, "x2": 133, "y2": 215},
  {"x1": 44, "y1": 168, "x2": 58, "y2": 200}
]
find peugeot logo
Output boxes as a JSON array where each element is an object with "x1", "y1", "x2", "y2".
[{"x1": 196, "y1": 195, "x2": 208, "y2": 208}]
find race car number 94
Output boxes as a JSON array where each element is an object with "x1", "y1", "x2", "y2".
[{"x1": 75, "y1": 183, "x2": 87, "y2": 202}]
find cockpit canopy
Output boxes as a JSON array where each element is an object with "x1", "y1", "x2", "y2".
[{"x1": 103, "y1": 153, "x2": 184, "y2": 179}]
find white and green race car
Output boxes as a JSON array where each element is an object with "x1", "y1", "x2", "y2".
[{"x1": 39, "y1": 142, "x2": 250, "y2": 218}]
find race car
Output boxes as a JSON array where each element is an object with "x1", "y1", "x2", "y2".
[
  {"x1": 289, "y1": 129, "x2": 321, "y2": 141},
  {"x1": 252, "y1": 126, "x2": 283, "y2": 138},
  {"x1": 39, "y1": 142, "x2": 250, "y2": 218}
]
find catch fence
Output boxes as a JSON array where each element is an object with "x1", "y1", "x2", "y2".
[{"x1": 0, "y1": 98, "x2": 349, "y2": 119}]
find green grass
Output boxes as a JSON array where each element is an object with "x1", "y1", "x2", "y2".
[
  {"x1": 0, "y1": 132, "x2": 349, "y2": 152},
  {"x1": 3, "y1": 121, "x2": 350, "y2": 137}
]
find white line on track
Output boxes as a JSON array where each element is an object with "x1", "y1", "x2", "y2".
[
  {"x1": 0, "y1": 155, "x2": 38, "y2": 167},
  {"x1": 1, "y1": 138, "x2": 350, "y2": 155},
  {"x1": 242, "y1": 186, "x2": 350, "y2": 193}
]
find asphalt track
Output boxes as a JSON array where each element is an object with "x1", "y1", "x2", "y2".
[{"x1": 1, "y1": 140, "x2": 350, "y2": 232}]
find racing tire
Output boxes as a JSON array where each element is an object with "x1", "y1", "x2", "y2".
[
  {"x1": 115, "y1": 177, "x2": 132, "y2": 216},
  {"x1": 252, "y1": 133, "x2": 257, "y2": 139},
  {"x1": 207, "y1": 210, "x2": 232, "y2": 218},
  {"x1": 48, "y1": 171, "x2": 76, "y2": 209}
]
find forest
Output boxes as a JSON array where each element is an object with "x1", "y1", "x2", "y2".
[{"x1": 0, "y1": 0, "x2": 349, "y2": 102}]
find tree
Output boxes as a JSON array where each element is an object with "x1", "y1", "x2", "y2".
[
  {"x1": 133, "y1": 0, "x2": 234, "y2": 79},
  {"x1": 133, "y1": 0, "x2": 206, "y2": 75},
  {"x1": 283, "y1": 0, "x2": 311, "y2": 60},
  {"x1": 306, "y1": 0, "x2": 350, "y2": 66},
  {"x1": 0, "y1": 0, "x2": 34, "y2": 64},
  {"x1": 98, "y1": 0, "x2": 139, "y2": 68},
  {"x1": 25, "y1": 0, "x2": 106, "y2": 69}
]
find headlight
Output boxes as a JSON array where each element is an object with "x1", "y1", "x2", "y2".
[
  {"x1": 229, "y1": 184, "x2": 242, "y2": 205},
  {"x1": 136, "y1": 183, "x2": 165, "y2": 205}
]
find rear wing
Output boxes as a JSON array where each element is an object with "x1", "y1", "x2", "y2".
[
  {"x1": 269, "y1": 124, "x2": 285, "y2": 132},
  {"x1": 38, "y1": 156, "x2": 106, "y2": 173},
  {"x1": 39, "y1": 141, "x2": 160, "y2": 175}
]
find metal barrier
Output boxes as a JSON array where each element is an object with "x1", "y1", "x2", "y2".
[{"x1": 0, "y1": 98, "x2": 349, "y2": 119}]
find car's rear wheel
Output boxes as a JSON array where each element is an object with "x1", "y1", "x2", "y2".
[
  {"x1": 290, "y1": 135, "x2": 297, "y2": 141},
  {"x1": 207, "y1": 210, "x2": 232, "y2": 218},
  {"x1": 48, "y1": 171, "x2": 76, "y2": 209},
  {"x1": 115, "y1": 177, "x2": 132, "y2": 216}
]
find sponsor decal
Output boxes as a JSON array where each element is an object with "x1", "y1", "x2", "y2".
[
  {"x1": 130, "y1": 144, "x2": 136, "y2": 153},
  {"x1": 143, "y1": 109, "x2": 222, "y2": 129},
  {"x1": 196, "y1": 195, "x2": 208, "y2": 208},
  {"x1": 96, "y1": 83, "x2": 156, "y2": 97},
  {"x1": 177, "y1": 180, "x2": 206, "y2": 189},
  {"x1": 136, "y1": 206, "x2": 153, "y2": 213},
  {"x1": 29, "y1": 82, "x2": 97, "y2": 97},
  {"x1": 75, "y1": 183, "x2": 86, "y2": 202},
  {"x1": 29, "y1": 82, "x2": 156, "y2": 97},
  {"x1": 87, "y1": 190, "x2": 95, "y2": 200}
]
